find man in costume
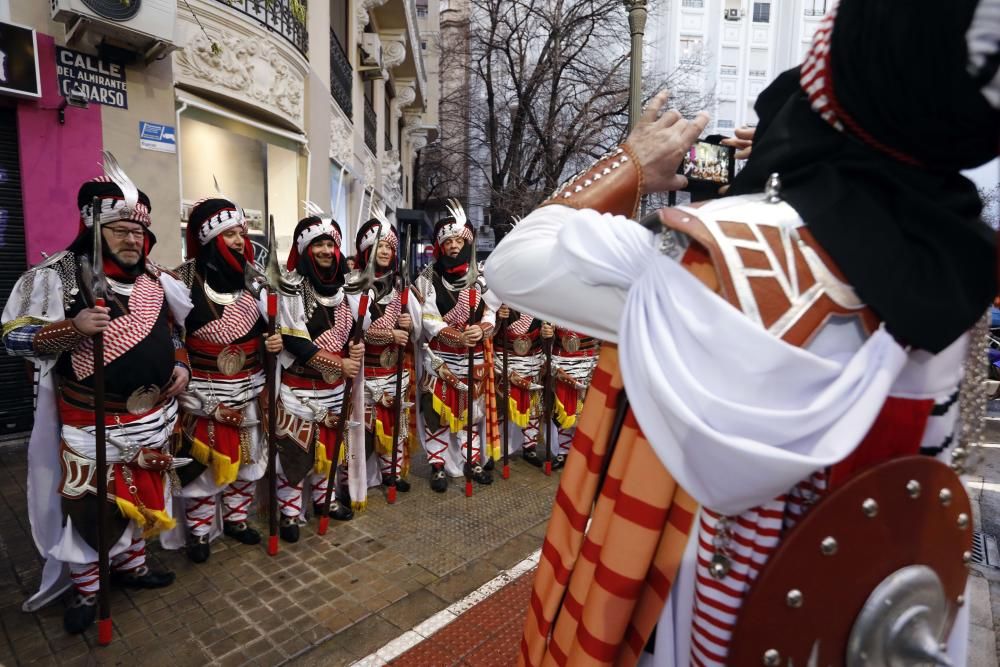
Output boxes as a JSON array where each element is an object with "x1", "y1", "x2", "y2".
[
  {"x1": 486, "y1": 0, "x2": 1000, "y2": 664},
  {"x1": 1, "y1": 159, "x2": 190, "y2": 633},
  {"x1": 415, "y1": 203, "x2": 497, "y2": 492},
  {"x1": 494, "y1": 304, "x2": 553, "y2": 468},
  {"x1": 355, "y1": 217, "x2": 416, "y2": 492},
  {"x1": 172, "y1": 197, "x2": 283, "y2": 562},
  {"x1": 546, "y1": 327, "x2": 599, "y2": 470},
  {"x1": 274, "y1": 211, "x2": 365, "y2": 541}
]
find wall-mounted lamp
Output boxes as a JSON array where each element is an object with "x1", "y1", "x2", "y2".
[{"x1": 58, "y1": 83, "x2": 89, "y2": 124}]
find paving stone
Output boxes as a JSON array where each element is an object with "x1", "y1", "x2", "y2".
[{"x1": 0, "y1": 441, "x2": 560, "y2": 665}]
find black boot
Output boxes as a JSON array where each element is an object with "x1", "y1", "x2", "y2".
[
  {"x1": 522, "y1": 448, "x2": 543, "y2": 467},
  {"x1": 466, "y1": 462, "x2": 493, "y2": 485},
  {"x1": 64, "y1": 594, "x2": 96, "y2": 634},
  {"x1": 384, "y1": 476, "x2": 412, "y2": 493},
  {"x1": 279, "y1": 516, "x2": 301, "y2": 543},
  {"x1": 223, "y1": 521, "x2": 262, "y2": 545},
  {"x1": 329, "y1": 497, "x2": 354, "y2": 521},
  {"x1": 430, "y1": 465, "x2": 448, "y2": 493},
  {"x1": 551, "y1": 453, "x2": 567, "y2": 471},
  {"x1": 186, "y1": 534, "x2": 210, "y2": 564},
  {"x1": 483, "y1": 458, "x2": 495, "y2": 472},
  {"x1": 111, "y1": 565, "x2": 175, "y2": 589}
]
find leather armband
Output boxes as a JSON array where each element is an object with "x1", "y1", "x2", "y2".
[
  {"x1": 136, "y1": 448, "x2": 172, "y2": 472},
  {"x1": 542, "y1": 144, "x2": 643, "y2": 218},
  {"x1": 34, "y1": 320, "x2": 86, "y2": 355},
  {"x1": 307, "y1": 350, "x2": 344, "y2": 382},
  {"x1": 174, "y1": 347, "x2": 191, "y2": 371},
  {"x1": 437, "y1": 326, "x2": 465, "y2": 348},
  {"x1": 365, "y1": 328, "x2": 395, "y2": 346},
  {"x1": 478, "y1": 323, "x2": 495, "y2": 339}
]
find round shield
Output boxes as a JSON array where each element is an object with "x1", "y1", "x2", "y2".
[
  {"x1": 561, "y1": 334, "x2": 581, "y2": 353},
  {"x1": 217, "y1": 345, "x2": 247, "y2": 377},
  {"x1": 513, "y1": 338, "x2": 531, "y2": 356},
  {"x1": 380, "y1": 347, "x2": 399, "y2": 369},
  {"x1": 728, "y1": 456, "x2": 972, "y2": 667},
  {"x1": 126, "y1": 385, "x2": 161, "y2": 415}
]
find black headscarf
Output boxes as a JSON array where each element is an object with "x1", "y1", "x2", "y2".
[
  {"x1": 290, "y1": 216, "x2": 347, "y2": 297},
  {"x1": 729, "y1": 0, "x2": 999, "y2": 353}
]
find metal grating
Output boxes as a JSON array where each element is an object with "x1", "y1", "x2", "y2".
[{"x1": 971, "y1": 531, "x2": 999, "y2": 568}]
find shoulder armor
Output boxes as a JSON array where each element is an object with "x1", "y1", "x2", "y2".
[
  {"x1": 174, "y1": 259, "x2": 197, "y2": 288},
  {"x1": 279, "y1": 270, "x2": 306, "y2": 295},
  {"x1": 27, "y1": 251, "x2": 79, "y2": 310},
  {"x1": 31, "y1": 250, "x2": 75, "y2": 273}
]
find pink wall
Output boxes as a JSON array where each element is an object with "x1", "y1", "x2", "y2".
[{"x1": 16, "y1": 33, "x2": 104, "y2": 265}]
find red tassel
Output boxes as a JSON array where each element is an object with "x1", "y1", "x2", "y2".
[
  {"x1": 98, "y1": 618, "x2": 113, "y2": 645},
  {"x1": 317, "y1": 516, "x2": 329, "y2": 535},
  {"x1": 267, "y1": 535, "x2": 278, "y2": 556},
  {"x1": 95, "y1": 297, "x2": 106, "y2": 308},
  {"x1": 544, "y1": 461, "x2": 552, "y2": 476},
  {"x1": 465, "y1": 481, "x2": 473, "y2": 497},
  {"x1": 267, "y1": 293, "x2": 278, "y2": 318},
  {"x1": 502, "y1": 465, "x2": 510, "y2": 480},
  {"x1": 387, "y1": 486, "x2": 397, "y2": 504}
]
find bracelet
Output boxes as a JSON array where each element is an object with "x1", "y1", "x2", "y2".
[
  {"x1": 34, "y1": 319, "x2": 86, "y2": 355},
  {"x1": 541, "y1": 144, "x2": 643, "y2": 218},
  {"x1": 365, "y1": 328, "x2": 396, "y2": 346},
  {"x1": 307, "y1": 350, "x2": 344, "y2": 383},
  {"x1": 438, "y1": 327, "x2": 465, "y2": 348}
]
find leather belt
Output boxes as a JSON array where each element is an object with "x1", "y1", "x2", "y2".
[{"x1": 60, "y1": 381, "x2": 167, "y2": 414}]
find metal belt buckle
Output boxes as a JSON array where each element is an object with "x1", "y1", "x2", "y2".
[
  {"x1": 380, "y1": 347, "x2": 399, "y2": 369},
  {"x1": 126, "y1": 385, "x2": 161, "y2": 415},
  {"x1": 513, "y1": 337, "x2": 531, "y2": 356},
  {"x1": 217, "y1": 345, "x2": 247, "y2": 376},
  {"x1": 561, "y1": 334, "x2": 580, "y2": 353}
]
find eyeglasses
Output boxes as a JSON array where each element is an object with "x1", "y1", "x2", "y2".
[{"x1": 105, "y1": 227, "x2": 145, "y2": 241}]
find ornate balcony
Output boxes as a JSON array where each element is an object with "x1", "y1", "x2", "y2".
[
  {"x1": 210, "y1": 0, "x2": 308, "y2": 56},
  {"x1": 330, "y1": 28, "x2": 353, "y2": 117},
  {"x1": 364, "y1": 97, "x2": 378, "y2": 153}
]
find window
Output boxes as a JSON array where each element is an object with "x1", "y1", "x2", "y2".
[
  {"x1": 416, "y1": 1, "x2": 429, "y2": 18},
  {"x1": 805, "y1": 0, "x2": 827, "y2": 16},
  {"x1": 717, "y1": 120, "x2": 736, "y2": 128},
  {"x1": 748, "y1": 49, "x2": 767, "y2": 78},
  {"x1": 752, "y1": 2, "x2": 770, "y2": 23},
  {"x1": 330, "y1": 0, "x2": 349, "y2": 49},
  {"x1": 679, "y1": 37, "x2": 703, "y2": 64},
  {"x1": 681, "y1": 0, "x2": 704, "y2": 7},
  {"x1": 421, "y1": 40, "x2": 428, "y2": 50}
]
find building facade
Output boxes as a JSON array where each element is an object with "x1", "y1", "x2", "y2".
[
  {"x1": 648, "y1": 0, "x2": 832, "y2": 133},
  {"x1": 0, "y1": 0, "x2": 438, "y2": 437}
]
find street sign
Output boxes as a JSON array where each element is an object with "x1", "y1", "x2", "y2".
[
  {"x1": 56, "y1": 46, "x2": 128, "y2": 109},
  {"x1": 138, "y1": 121, "x2": 176, "y2": 153}
]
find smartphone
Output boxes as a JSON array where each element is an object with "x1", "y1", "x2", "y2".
[{"x1": 678, "y1": 141, "x2": 736, "y2": 187}]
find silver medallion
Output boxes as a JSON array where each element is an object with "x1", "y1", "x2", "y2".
[
  {"x1": 561, "y1": 335, "x2": 581, "y2": 354},
  {"x1": 380, "y1": 347, "x2": 399, "y2": 369},
  {"x1": 217, "y1": 345, "x2": 247, "y2": 376},
  {"x1": 126, "y1": 385, "x2": 161, "y2": 415},
  {"x1": 513, "y1": 338, "x2": 531, "y2": 356}
]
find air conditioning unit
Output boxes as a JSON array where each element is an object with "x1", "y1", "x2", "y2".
[{"x1": 50, "y1": 0, "x2": 177, "y2": 59}]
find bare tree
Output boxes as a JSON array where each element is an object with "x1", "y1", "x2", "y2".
[
  {"x1": 981, "y1": 184, "x2": 1000, "y2": 231},
  {"x1": 418, "y1": 0, "x2": 710, "y2": 241}
]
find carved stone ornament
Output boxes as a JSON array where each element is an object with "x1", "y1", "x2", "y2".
[
  {"x1": 380, "y1": 149, "x2": 403, "y2": 207},
  {"x1": 329, "y1": 107, "x2": 354, "y2": 165},
  {"x1": 381, "y1": 34, "x2": 407, "y2": 70},
  {"x1": 356, "y1": 0, "x2": 391, "y2": 41},
  {"x1": 365, "y1": 154, "x2": 377, "y2": 187},
  {"x1": 392, "y1": 82, "x2": 417, "y2": 121},
  {"x1": 175, "y1": 30, "x2": 304, "y2": 126}
]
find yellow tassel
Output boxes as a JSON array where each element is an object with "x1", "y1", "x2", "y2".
[
  {"x1": 373, "y1": 418, "x2": 395, "y2": 454},
  {"x1": 313, "y1": 439, "x2": 333, "y2": 477},
  {"x1": 190, "y1": 436, "x2": 239, "y2": 487},
  {"x1": 114, "y1": 497, "x2": 176, "y2": 539},
  {"x1": 553, "y1": 395, "x2": 577, "y2": 430},
  {"x1": 507, "y1": 396, "x2": 533, "y2": 429},
  {"x1": 351, "y1": 499, "x2": 368, "y2": 513},
  {"x1": 431, "y1": 393, "x2": 468, "y2": 433}
]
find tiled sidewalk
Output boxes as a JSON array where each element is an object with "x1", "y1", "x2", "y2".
[{"x1": 0, "y1": 442, "x2": 558, "y2": 666}]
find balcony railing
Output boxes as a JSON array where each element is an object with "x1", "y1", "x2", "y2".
[
  {"x1": 749, "y1": 69, "x2": 767, "y2": 78},
  {"x1": 213, "y1": 0, "x2": 308, "y2": 56},
  {"x1": 720, "y1": 65, "x2": 738, "y2": 76},
  {"x1": 364, "y1": 98, "x2": 377, "y2": 153},
  {"x1": 330, "y1": 28, "x2": 353, "y2": 116},
  {"x1": 681, "y1": 0, "x2": 704, "y2": 7}
]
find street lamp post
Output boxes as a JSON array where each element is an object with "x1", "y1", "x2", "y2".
[{"x1": 623, "y1": 0, "x2": 649, "y2": 132}]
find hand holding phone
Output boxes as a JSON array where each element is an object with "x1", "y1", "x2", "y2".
[{"x1": 678, "y1": 141, "x2": 736, "y2": 187}]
